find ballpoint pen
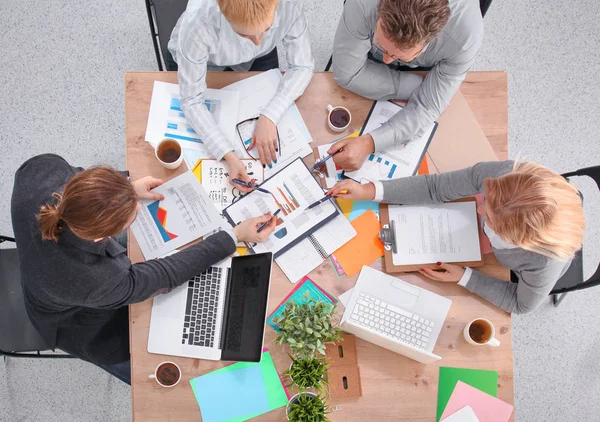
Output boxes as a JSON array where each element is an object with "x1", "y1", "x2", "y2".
[
  {"x1": 310, "y1": 149, "x2": 343, "y2": 171},
  {"x1": 232, "y1": 178, "x2": 271, "y2": 194},
  {"x1": 257, "y1": 209, "x2": 281, "y2": 233},
  {"x1": 306, "y1": 196, "x2": 332, "y2": 210}
]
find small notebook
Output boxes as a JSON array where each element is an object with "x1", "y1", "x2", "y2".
[{"x1": 276, "y1": 213, "x2": 356, "y2": 283}]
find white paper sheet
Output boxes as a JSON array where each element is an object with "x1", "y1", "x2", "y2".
[
  {"x1": 388, "y1": 202, "x2": 481, "y2": 266},
  {"x1": 317, "y1": 144, "x2": 344, "y2": 188},
  {"x1": 224, "y1": 70, "x2": 313, "y2": 177},
  {"x1": 275, "y1": 213, "x2": 357, "y2": 283},
  {"x1": 441, "y1": 406, "x2": 480, "y2": 422},
  {"x1": 345, "y1": 100, "x2": 436, "y2": 182},
  {"x1": 200, "y1": 159, "x2": 264, "y2": 211},
  {"x1": 145, "y1": 81, "x2": 239, "y2": 154},
  {"x1": 224, "y1": 159, "x2": 337, "y2": 256},
  {"x1": 131, "y1": 172, "x2": 222, "y2": 260}
]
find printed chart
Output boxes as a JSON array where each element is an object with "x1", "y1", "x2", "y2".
[
  {"x1": 164, "y1": 98, "x2": 221, "y2": 144},
  {"x1": 147, "y1": 200, "x2": 178, "y2": 242}
]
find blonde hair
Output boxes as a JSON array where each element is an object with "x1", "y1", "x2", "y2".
[
  {"x1": 217, "y1": 0, "x2": 279, "y2": 32},
  {"x1": 484, "y1": 161, "x2": 585, "y2": 261}
]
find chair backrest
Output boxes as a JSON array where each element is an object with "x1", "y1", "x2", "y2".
[
  {"x1": 145, "y1": 0, "x2": 188, "y2": 71},
  {"x1": 480, "y1": 0, "x2": 493, "y2": 17},
  {"x1": 550, "y1": 165, "x2": 600, "y2": 295},
  {"x1": 0, "y1": 239, "x2": 52, "y2": 353}
]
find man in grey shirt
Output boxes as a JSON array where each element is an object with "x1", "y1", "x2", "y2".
[{"x1": 329, "y1": 0, "x2": 483, "y2": 171}]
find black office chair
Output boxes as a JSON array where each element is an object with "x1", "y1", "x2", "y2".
[
  {"x1": 145, "y1": 0, "x2": 189, "y2": 71},
  {"x1": 324, "y1": 0, "x2": 494, "y2": 72},
  {"x1": 549, "y1": 165, "x2": 600, "y2": 307},
  {"x1": 0, "y1": 235, "x2": 73, "y2": 359}
]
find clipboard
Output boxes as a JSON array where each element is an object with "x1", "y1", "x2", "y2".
[
  {"x1": 343, "y1": 100, "x2": 438, "y2": 182},
  {"x1": 222, "y1": 157, "x2": 339, "y2": 259},
  {"x1": 378, "y1": 197, "x2": 485, "y2": 273}
]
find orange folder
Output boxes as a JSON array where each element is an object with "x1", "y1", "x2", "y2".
[{"x1": 334, "y1": 210, "x2": 384, "y2": 277}]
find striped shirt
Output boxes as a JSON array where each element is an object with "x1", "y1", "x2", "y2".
[{"x1": 168, "y1": 0, "x2": 315, "y2": 160}]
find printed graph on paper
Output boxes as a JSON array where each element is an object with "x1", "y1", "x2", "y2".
[
  {"x1": 363, "y1": 154, "x2": 398, "y2": 179},
  {"x1": 164, "y1": 97, "x2": 221, "y2": 144}
]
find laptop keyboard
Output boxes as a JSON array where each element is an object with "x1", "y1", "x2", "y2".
[
  {"x1": 350, "y1": 292, "x2": 435, "y2": 350},
  {"x1": 181, "y1": 267, "x2": 222, "y2": 347}
]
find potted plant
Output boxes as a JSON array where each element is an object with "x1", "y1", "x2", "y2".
[
  {"x1": 273, "y1": 292, "x2": 342, "y2": 357},
  {"x1": 283, "y1": 355, "x2": 329, "y2": 392},
  {"x1": 286, "y1": 392, "x2": 330, "y2": 422}
]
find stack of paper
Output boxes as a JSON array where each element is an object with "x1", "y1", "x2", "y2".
[
  {"x1": 437, "y1": 367, "x2": 513, "y2": 422},
  {"x1": 189, "y1": 351, "x2": 288, "y2": 422}
]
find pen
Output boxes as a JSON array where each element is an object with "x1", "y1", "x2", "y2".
[
  {"x1": 311, "y1": 149, "x2": 343, "y2": 171},
  {"x1": 306, "y1": 196, "x2": 332, "y2": 210},
  {"x1": 257, "y1": 209, "x2": 281, "y2": 233},
  {"x1": 232, "y1": 178, "x2": 271, "y2": 194}
]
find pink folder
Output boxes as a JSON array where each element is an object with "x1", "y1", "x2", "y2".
[{"x1": 441, "y1": 381, "x2": 514, "y2": 422}]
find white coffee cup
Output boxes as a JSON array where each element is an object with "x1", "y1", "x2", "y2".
[
  {"x1": 463, "y1": 318, "x2": 500, "y2": 347},
  {"x1": 326, "y1": 104, "x2": 352, "y2": 132},
  {"x1": 155, "y1": 138, "x2": 183, "y2": 170},
  {"x1": 148, "y1": 361, "x2": 182, "y2": 388}
]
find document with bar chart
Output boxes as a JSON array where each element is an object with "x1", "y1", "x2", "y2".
[
  {"x1": 223, "y1": 158, "x2": 339, "y2": 258},
  {"x1": 145, "y1": 81, "x2": 239, "y2": 154},
  {"x1": 345, "y1": 100, "x2": 438, "y2": 182},
  {"x1": 131, "y1": 172, "x2": 222, "y2": 260}
]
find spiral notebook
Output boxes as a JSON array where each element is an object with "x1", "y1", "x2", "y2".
[{"x1": 275, "y1": 214, "x2": 357, "y2": 283}]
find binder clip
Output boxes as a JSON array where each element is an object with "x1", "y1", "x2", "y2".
[{"x1": 379, "y1": 220, "x2": 397, "y2": 254}]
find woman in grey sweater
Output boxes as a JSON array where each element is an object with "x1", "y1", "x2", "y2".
[{"x1": 326, "y1": 161, "x2": 586, "y2": 314}]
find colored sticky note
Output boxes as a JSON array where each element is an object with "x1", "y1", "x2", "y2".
[
  {"x1": 347, "y1": 200, "x2": 380, "y2": 222},
  {"x1": 333, "y1": 210, "x2": 384, "y2": 277},
  {"x1": 336, "y1": 198, "x2": 354, "y2": 219},
  {"x1": 191, "y1": 365, "x2": 269, "y2": 422},
  {"x1": 418, "y1": 156, "x2": 430, "y2": 175},
  {"x1": 436, "y1": 367, "x2": 498, "y2": 422},
  {"x1": 190, "y1": 351, "x2": 288, "y2": 422},
  {"x1": 267, "y1": 277, "x2": 337, "y2": 332},
  {"x1": 442, "y1": 381, "x2": 513, "y2": 422}
]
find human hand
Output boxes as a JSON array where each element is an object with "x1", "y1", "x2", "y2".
[
  {"x1": 131, "y1": 176, "x2": 165, "y2": 201},
  {"x1": 224, "y1": 152, "x2": 253, "y2": 193},
  {"x1": 328, "y1": 134, "x2": 375, "y2": 172},
  {"x1": 248, "y1": 115, "x2": 278, "y2": 167},
  {"x1": 419, "y1": 262, "x2": 465, "y2": 283},
  {"x1": 326, "y1": 179, "x2": 375, "y2": 201},
  {"x1": 232, "y1": 213, "x2": 277, "y2": 243}
]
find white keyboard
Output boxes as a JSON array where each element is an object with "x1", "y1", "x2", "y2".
[{"x1": 349, "y1": 292, "x2": 435, "y2": 350}]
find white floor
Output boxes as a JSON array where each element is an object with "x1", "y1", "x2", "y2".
[{"x1": 1, "y1": 0, "x2": 600, "y2": 421}]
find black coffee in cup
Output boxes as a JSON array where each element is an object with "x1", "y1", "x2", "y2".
[
  {"x1": 157, "y1": 139, "x2": 181, "y2": 163},
  {"x1": 156, "y1": 362, "x2": 180, "y2": 386},
  {"x1": 329, "y1": 108, "x2": 350, "y2": 128},
  {"x1": 468, "y1": 319, "x2": 493, "y2": 344}
]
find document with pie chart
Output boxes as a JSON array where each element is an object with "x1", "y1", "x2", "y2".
[{"x1": 131, "y1": 171, "x2": 222, "y2": 260}]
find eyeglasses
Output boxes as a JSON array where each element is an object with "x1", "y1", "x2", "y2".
[
  {"x1": 235, "y1": 117, "x2": 281, "y2": 161},
  {"x1": 373, "y1": 42, "x2": 424, "y2": 63}
]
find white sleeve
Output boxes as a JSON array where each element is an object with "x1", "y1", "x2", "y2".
[{"x1": 457, "y1": 267, "x2": 473, "y2": 287}]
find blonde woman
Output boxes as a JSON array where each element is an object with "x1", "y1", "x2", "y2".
[{"x1": 326, "y1": 161, "x2": 586, "y2": 314}]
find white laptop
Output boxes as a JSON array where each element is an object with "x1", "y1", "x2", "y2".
[
  {"x1": 148, "y1": 253, "x2": 273, "y2": 362},
  {"x1": 340, "y1": 266, "x2": 451, "y2": 364}
]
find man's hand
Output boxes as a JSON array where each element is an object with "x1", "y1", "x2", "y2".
[
  {"x1": 232, "y1": 214, "x2": 277, "y2": 243},
  {"x1": 329, "y1": 134, "x2": 375, "y2": 172},
  {"x1": 326, "y1": 179, "x2": 375, "y2": 201},
  {"x1": 248, "y1": 115, "x2": 278, "y2": 167},
  {"x1": 224, "y1": 152, "x2": 253, "y2": 193},
  {"x1": 131, "y1": 176, "x2": 165, "y2": 201},
  {"x1": 419, "y1": 262, "x2": 466, "y2": 283}
]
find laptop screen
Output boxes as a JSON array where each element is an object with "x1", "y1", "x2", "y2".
[{"x1": 220, "y1": 252, "x2": 272, "y2": 362}]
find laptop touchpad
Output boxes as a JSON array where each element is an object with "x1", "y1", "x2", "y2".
[
  {"x1": 388, "y1": 280, "x2": 419, "y2": 310},
  {"x1": 153, "y1": 287, "x2": 185, "y2": 318}
]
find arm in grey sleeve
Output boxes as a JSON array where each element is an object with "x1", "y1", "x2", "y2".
[
  {"x1": 261, "y1": 4, "x2": 314, "y2": 125},
  {"x1": 87, "y1": 231, "x2": 236, "y2": 309},
  {"x1": 369, "y1": 37, "x2": 483, "y2": 150},
  {"x1": 464, "y1": 257, "x2": 566, "y2": 314},
  {"x1": 331, "y1": 0, "x2": 422, "y2": 102},
  {"x1": 380, "y1": 161, "x2": 514, "y2": 204},
  {"x1": 177, "y1": 37, "x2": 234, "y2": 161}
]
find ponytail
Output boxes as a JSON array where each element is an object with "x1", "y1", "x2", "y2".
[{"x1": 37, "y1": 193, "x2": 64, "y2": 241}]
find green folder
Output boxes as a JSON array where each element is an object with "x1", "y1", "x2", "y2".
[{"x1": 436, "y1": 366, "x2": 498, "y2": 421}]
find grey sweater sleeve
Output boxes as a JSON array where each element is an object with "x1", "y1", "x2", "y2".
[
  {"x1": 464, "y1": 255, "x2": 569, "y2": 314},
  {"x1": 381, "y1": 161, "x2": 514, "y2": 204},
  {"x1": 87, "y1": 231, "x2": 236, "y2": 309}
]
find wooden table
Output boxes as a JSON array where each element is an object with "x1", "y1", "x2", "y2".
[{"x1": 125, "y1": 71, "x2": 511, "y2": 421}]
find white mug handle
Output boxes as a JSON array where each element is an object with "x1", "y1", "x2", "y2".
[
  {"x1": 327, "y1": 104, "x2": 334, "y2": 113},
  {"x1": 488, "y1": 337, "x2": 501, "y2": 347},
  {"x1": 148, "y1": 374, "x2": 156, "y2": 379}
]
